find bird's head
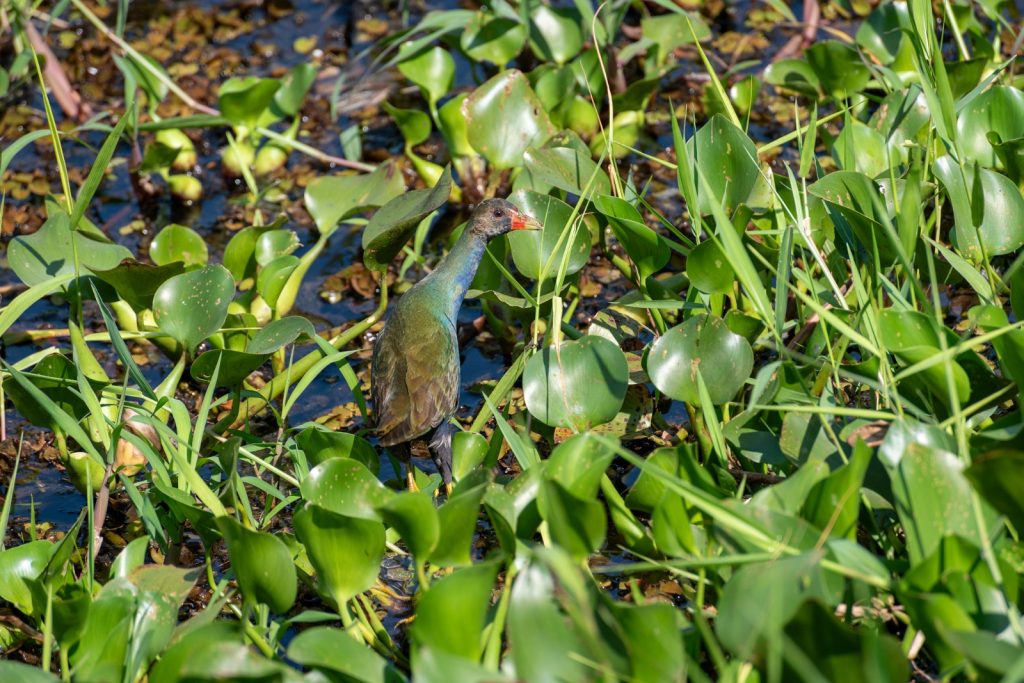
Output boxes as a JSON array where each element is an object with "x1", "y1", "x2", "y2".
[{"x1": 468, "y1": 198, "x2": 542, "y2": 239}]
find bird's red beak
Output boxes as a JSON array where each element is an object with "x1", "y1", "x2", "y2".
[{"x1": 511, "y1": 209, "x2": 542, "y2": 231}]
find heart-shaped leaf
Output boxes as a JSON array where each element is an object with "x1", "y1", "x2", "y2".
[
  {"x1": 507, "y1": 190, "x2": 590, "y2": 280},
  {"x1": 411, "y1": 561, "x2": 500, "y2": 661},
  {"x1": 150, "y1": 223, "x2": 208, "y2": 267},
  {"x1": 397, "y1": 46, "x2": 455, "y2": 108},
  {"x1": 294, "y1": 504, "x2": 385, "y2": 608},
  {"x1": 305, "y1": 162, "x2": 406, "y2": 234},
  {"x1": 301, "y1": 457, "x2": 393, "y2": 521},
  {"x1": 688, "y1": 114, "x2": 760, "y2": 216},
  {"x1": 523, "y1": 335, "x2": 629, "y2": 429},
  {"x1": 92, "y1": 260, "x2": 185, "y2": 311},
  {"x1": 592, "y1": 195, "x2": 670, "y2": 281},
  {"x1": 218, "y1": 77, "x2": 281, "y2": 131},
  {"x1": 686, "y1": 239, "x2": 735, "y2": 294},
  {"x1": 464, "y1": 70, "x2": 556, "y2": 170},
  {"x1": 8, "y1": 213, "x2": 132, "y2": 287},
  {"x1": 647, "y1": 315, "x2": 754, "y2": 405},
  {"x1": 461, "y1": 13, "x2": 526, "y2": 66},
  {"x1": 152, "y1": 265, "x2": 235, "y2": 356},
  {"x1": 216, "y1": 516, "x2": 296, "y2": 614},
  {"x1": 362, "y1": 166, "x2": 451, "y2": 271},
  {"x1": 528, "y1": 5, "x2": 584, "y2": 65}
]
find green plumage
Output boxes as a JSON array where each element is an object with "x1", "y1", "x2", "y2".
[{"x1": 370, "y1": 198, "x2": 536, "y2": 484}]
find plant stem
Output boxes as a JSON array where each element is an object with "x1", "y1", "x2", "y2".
[{"x1": 230, "y1": 279, "x2": 388, "y2": 428}]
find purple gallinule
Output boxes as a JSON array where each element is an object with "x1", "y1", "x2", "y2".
[{"x1": 371, "y1": 199, "x2": 540, "y2": 490}]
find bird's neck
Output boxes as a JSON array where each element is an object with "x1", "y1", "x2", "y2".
[{"x1": 421, "y1": 228, "x2": 487, "y2": 322}]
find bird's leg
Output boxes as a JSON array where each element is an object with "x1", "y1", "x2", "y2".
[
  {"x1": 429, "y1": 422, "x2": 456, "y2": 495},
  {"x1": 392, "y1": 442, "x2": 418, "y2": 492}
]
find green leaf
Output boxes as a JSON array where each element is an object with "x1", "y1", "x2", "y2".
[
  {"x1": 378, "y1": 492, "x2": 440, "y2": 562},
  {"x1": 804, "y1": 40, "x2": 871, "y2": 99},
  {"x1": 461, "y1": 13, "x2": 526, "y2": 65},
  {"x1": 529, "y1": 6, "x2": 584, "y2": 65},
  {"x1": 520, "y1": 144, "x2": 610, "y2": 196},
  {"x1": 397, "y1": 46, "x2": 455, "y2": 108},
  {"x1": 430, "y1": 482, "x2": 488, "y2": 567},
  {"x1": 523, "y1": 336, "x2": 629, "y2": 430},
  {"x1": 686, "y1": 239, "x2": 735, "y2": 294},
  {"x1": 647, "y1": 315, "x2": 754, "y2": 405},
  {"x1": 288, "y1": 626, "x2": 406, "y2": 683},
  {"x1": 301, "y1": 457, "x2": 393, "y2": 521},
  {"x1": 933, "y1": 156, "x2": 1024, "y2": 260},
  {"x1": 218, "y1": 76, "x2": 281, "y2": 130},
  {"x1": 592, "y1": 195, "x2": 670, "y2": 281},
  {"x1": 507, "y1": 190, "x2": 590, "y2": 280},
  {"x1": 92, "y1": 260, "x2": 185, "y2": 311},
  {"x1": 538, "y1": 479, "x2": 606, "y2": 559},
  {"x1": 0, "y1": 540, "x2": 54, "y2": 614},
  {"x1": 689, "y1": 114, "x2": 760, "y2": 216},
  {"x1": 304, "y1": 162, "x2": 406, "y2": 234},
  {"x1": 888, "y1": 442, "x2": 980, "y2": 566},
  {"x1": 150, "y1": 223, "x2": 208, "y2": 267},
  {"x1": 411, "y1": 561, "x2": 500, "y2": 661},
  {"x1": 464, "y1": 70, "x2": 556, "y2": 169},
  {"x1": 215, "y1": 517, "x2": 296, "y2": 613},
  {"x1": 641, "y1": 12, "x2": 710, "y2": 65},
  {"x1": 294, "y1": 425, "x2": 379, "y2": 471},
  {"x1": 964, "y1": 449, "x2": 1024, "y2": 532},
  {"x1": 362, "y1": 166, "x2": 451, "y2": 271},
  {"x1": 294, "y1": 504, "x2": 386, "y2": 607},
  {"x1": 8, "y1": 212, "x2": 132, "y2": 287},
  {"x1": 152, "y1": 265, "x2": 235, "y2": 356}
]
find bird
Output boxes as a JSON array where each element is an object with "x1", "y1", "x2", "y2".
[{"x1": 371, "y1": 198, "x2": 541, "y2": 491}]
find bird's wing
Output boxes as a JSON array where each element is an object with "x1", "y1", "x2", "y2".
[{"x1": 372, "y1": 310, "x2": 460, "y2": 446}]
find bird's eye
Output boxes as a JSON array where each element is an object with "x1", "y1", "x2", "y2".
[{"x1": 493, "y1": 209, "x2": 504, "y2": 218}]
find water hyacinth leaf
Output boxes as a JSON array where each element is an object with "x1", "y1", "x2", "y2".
[
  {"x1": 378, "y1": 492, "x2": 440, "y2": 561},
  {"x1": 592, "y1": 195, "x2": 670, "y2": 281},
  {"x1": 687, "y1": 238, "x2": 735, "y2": 294},
  {"x1": 92, "y1": 260, "x2": 185, "y2": 311},
  {"x1": 964, "y1": 449, "x2": 1024, "y2": 532},
  {"x1": 933, "y1": 156, "x2": 1024, "y2": 260},
  {"x1": 362, "y1": 166, "x2": 451, "y2": 271},
  {"x1": 149, "y1": 223, "x2": 208, "y2": 267},
  {"x1": 451, "y1": 431, "x2": 489, "y2": 481},
  {"x1": 528, "y1": 5, "x2": 584, "y2": 65},
  {"x1": 152, "y1": 265, "x2": 234, "y2": 355},
  {"x1": 538, "y1": 479, "x2": 606, "y2": 559},
  {"x1": 8, "y1": 212, "x2": 132, "y2": 287},
  {"x1": 889, "y1": 443, "x2": 980, "y2": 566},
  {"x1": 464, "y1": 70, "x2": 556, "y2": 169},
  {"x1": 800, "y1": 440, "x2": 871, "y2": 539},
  {"x1": 288, "y1": 626, "x2": 406, "y2": 683},
  {"x1": 256, "y1": 254, "x2": 299, "y2": 309},
  {"x1": 438, "y1": 94, "x2": 474, "y2": 157},
  {"x1": 430, "y1": 481, "x2": 488, "y2": 567},
  {"x1": 294, "y1": 504, "x2": 386, "y2": 607},
  {"x1": 382, "y1": 101, "x2": 432, "y2": 148},
  {"x1": 804, "y1": 40, "x2": 871, "y2": 99},
  {"x1": 0, "y1": 540, "x2": 54, "y2": 614},
  {"x1": 270, "y1": 63, "x2": 316, "y2": 119},
  {"x1": 149, "y1": 622, "x2": 294, "y2": 683},
  {"x1": 641, "y1": 12, "x2": 710, "y2": 65},
  {"x1": 301, "y1": 457, "x2": 393, "y2": 521},
  {"x1": 808, "y1": 170, "x2": 897, "y2": 258},
  {"x1": 763, "y1": 58, "x2": 820, "y2": 98},
  {"x1": 688, "y1": 114, "x2": 760, "y2": 216},
  {"x1": 508, "y1": 190, "x2": 590, "y2": 280},
  {"x1": 295, "y1": 426, "x2": 379, "y2": 471},
  {"x1": 305, "y1": 162, "x2": 406, "y2": 234},
  {"x1": 716, "y1": 551, "x2": 838, "y2": 658},
  {"x1": 832, "y1": 120, "x2": 888, "y2": 179},
  {"x1": 215, "y1": 517, "x2": 296, "y2": 613},
  {"x1": 411, "y1": 561, "x2": 500, "y2": 661},
  {"x1": 647, "y1": 315, "x2": 754, "y2": 405},
  {"x1": 956, "y1": 85, "x2": 1024, "y2": 169},
  {"x1": 254, "y1": 229, "x2": 300, "y2": 266},
  {"x1": 223, "y1": 225, "x2": 274, "y2": 281},
  {"x1": 461, "y1": 12, "x2": 526, "y2": 66},
  {"x1": 523, "y1": 336, "x2": 629, "y2": 430},
  {"x1": 545, "y1": 433, "x2": 615, "y2": 500},
  {"x1": 507, "y1": 560, "x2": 588, "y2": 683},
  {"x1": 218, "y1": 76, "x2": 281, "y2": 130},
  {"x1": 783, "y1": 600, "x2": 909, "y2": 682},
  {"x1": 0, "y1": 663, "x2": 60, "y2": 683},
  {"x1": 397, "y1": 45, "x2": 455, "y2": 108},
  {"x1": 521, "y1": 144, "x2": 610, "y2": 196}
]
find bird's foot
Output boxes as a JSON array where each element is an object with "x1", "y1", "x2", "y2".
[{"x1": 406, "y1": 467, "x2": 420, "y2": 493}]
